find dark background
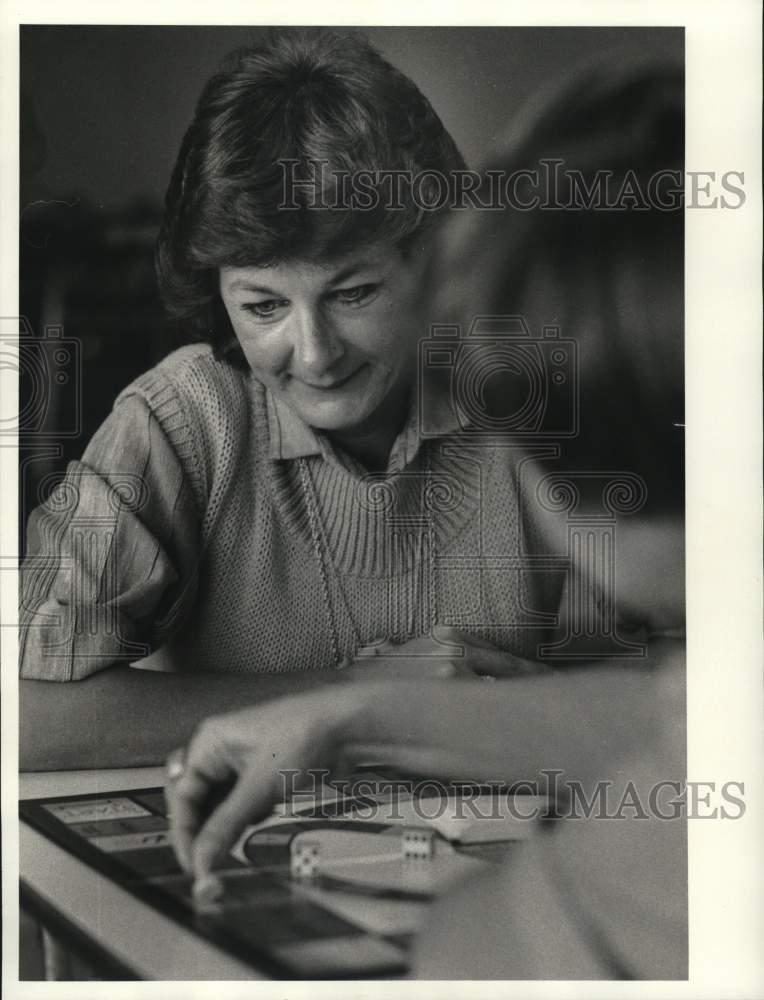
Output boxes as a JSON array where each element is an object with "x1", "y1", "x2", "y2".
[{"x1": 19, "y1": 25, "x2": 683, "y2": 533}]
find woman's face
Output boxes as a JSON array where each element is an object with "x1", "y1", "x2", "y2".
[{"x1": 220, "y1": 242, "x2": 425, "y2": 436}]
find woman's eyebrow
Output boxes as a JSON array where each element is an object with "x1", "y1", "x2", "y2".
[
  {"x1": 227, "y1": 279, "x2": 282, "y2": 296},
  {"x1": 328, "y1": 259, "x2": 392, "y2": 287},
  {"x1": 328, "y1": 264, "x2": 364, "y2": 286}
]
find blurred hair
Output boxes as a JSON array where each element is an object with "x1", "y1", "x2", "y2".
[
  {"x1": 157, "y1": 29, "x2": 465, "y2": 360},
  {"x1": 429, "y1": 53, "x2": 684, "y2": 512}
]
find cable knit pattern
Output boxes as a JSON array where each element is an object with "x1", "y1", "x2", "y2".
[{"x1": 20, "y1": 345, "x2": 562, "y2": 680}]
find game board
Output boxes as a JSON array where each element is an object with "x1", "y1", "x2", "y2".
[{"x1": 20, "y1": 775, "x2": 547, "y2": 977}]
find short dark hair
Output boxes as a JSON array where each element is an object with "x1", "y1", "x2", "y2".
[{"x1": 157, "y1": 29, "x2": 465, "y2": 357}]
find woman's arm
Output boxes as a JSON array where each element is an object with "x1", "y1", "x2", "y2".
[{"x1": 19, "y1": 385, "x2": 354, "y2": 771}]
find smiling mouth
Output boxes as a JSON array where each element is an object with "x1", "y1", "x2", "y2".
[{"x1": 299, "y1": 367, "x2": 364, "y2": 391}]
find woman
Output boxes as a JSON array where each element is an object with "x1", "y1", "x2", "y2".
[
  {"x1": 20, "y1": 30, "x2": 557, "y2": 771},
  {"x1": 164, "y1": 54, "x2": 687, "y2": 978}
]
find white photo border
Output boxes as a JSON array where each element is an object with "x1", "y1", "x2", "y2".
[{"x1": 1, "y1": 2, "x2": 761, "y2": 998}]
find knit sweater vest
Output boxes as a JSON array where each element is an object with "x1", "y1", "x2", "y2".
[{"x1": 20, "y1": 345, "x2": 562, "y2": 680}]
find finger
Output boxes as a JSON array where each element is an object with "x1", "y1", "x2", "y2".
[
  {"x1": 436, "y1": 625, "x2": 519, "y2": 653},
  {"x1": 432, "y1": 627, "x2": 542, "y2": 677},
  {"x1": 192, "y1": 772, "x2": 275, "y2": 878},
  {"x1": 445, "y1": 658, "x2": 480, "y2": 678},
  {"x1": 363, "y1": 655, "x2": 457, "y2": 679},
  {"x1": 164, "y1": 746, "x2": 190, "y2": 870},
  {"x1": 355, "y1": 639, "x2": 387, "y2": 658},
  {"x1": 431, "y1": 624, "x2": 466, "y2": 644},
  {"x1": 385, "y1": 656, "x2": 456, "y2": 679},
  {"x1": 391, "y1": 633, "x2": 451, "y2": 655},
  {"x1": 468, "y1": 646, "x2": 541, "y2": 677},
  {"x1": 432, "y1": 625, "x2": 492, "y2": 650},
  {"x1": 167, "y1": 767, "x2": 217, "y2": 873},
  {"x1": 166, "y1": 723, "x2": 237, "y2": 872}
]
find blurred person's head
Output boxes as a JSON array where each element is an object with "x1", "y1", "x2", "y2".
[{"x1": 428, "y1": 54, "x2": 684, "y2": 516}]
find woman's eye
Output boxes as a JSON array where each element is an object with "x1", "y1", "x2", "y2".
[
  {"x1": 333, "y1": 284, "x2": 377, "y2": 305},
  {"x1": 242, "y1": 300, "x2": 287, "y2": 318}
]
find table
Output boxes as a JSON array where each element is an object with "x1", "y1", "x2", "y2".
[{"x1": 20, "y1": 768, "x2": 262, "y2": 980}]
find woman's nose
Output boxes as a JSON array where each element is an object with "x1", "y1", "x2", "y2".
[{"x1": 292, "y1": 308, "x2": 345, "y2": 376}]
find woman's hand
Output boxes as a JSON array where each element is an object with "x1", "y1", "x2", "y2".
[
  {"x1": 340, "y1": 626, "x2": 546, "y2": 681},
  {"x1": 165, "y1": 689, "x2": 361, "y2": 880}
]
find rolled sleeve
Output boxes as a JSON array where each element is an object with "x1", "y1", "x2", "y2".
[{"x1": 20, "y1": 393, "x2": 201, "y2": 681}]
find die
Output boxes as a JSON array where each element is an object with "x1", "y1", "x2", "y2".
[
  {"x1": 290, "y1": 838, "x2": 320, "y2": 877},
  {"x1": 401, "y1": 827, "x2": 434, "y2": 860}
]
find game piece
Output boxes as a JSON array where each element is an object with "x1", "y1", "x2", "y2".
[
  {"x1": 401, "y1": 828, "x2": 434, "y2": 860},
  {"x1": 291, "y1": 838, "x2": 320, "y2": 877}
]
